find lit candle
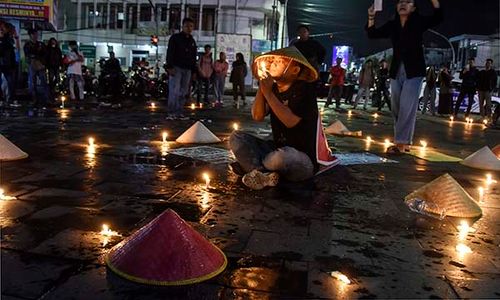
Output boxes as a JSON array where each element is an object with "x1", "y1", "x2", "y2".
[
  {"x1": 373, "y1": 113, "x2": 379, "y2": 119},
  {"x1": 162, "y1": 131, "x2": 168, "y2": 143},
  {"x1": 233, "y1": 123, "x2": 239, "y2": 131},
  {"x1": 0, "y1": 188, "x2": 16, "y2": 201},
  {"x1": 151, "y1": 102, "x2": 156, "y2": 109},
  {"x1": 366, "y1": 136, "x2": 372, "y2": 143},
  {"x1": 199, "y1": 103, "x2": 203, "y2": 109},
  {"x1": 478, "y1": 187, "x2": 484, "y2": 202},
  {"x1": 60, "y1": 96, "x2": 66, "y2": 109},
  {"x1": 202, "y1": 172, "x2": 210, "y2": 188},
  {"x1": 348, "y1": 110, "x2": 352, "y2": 117},
  {"x1": 483, "y1": 119, "x2": 488, "y2": 125},
  {"x1": 420, "y1": 140, "x2": 428, "y2": 149},
  {"x1": 330, "y1": 271, "x2": 351, "y2": 285},
  {"x1": 450, "y1": 116, "x2": 454, "y2": 122},
  {"x1": 384, "y1": 139, "x2": 391, "y2": 148},
  {"x1": 191, "y1": 103, "x2": 196, "y2": 110},
  {"x1": 88, "y1": 137, "x2": 95, "y2": 147}
]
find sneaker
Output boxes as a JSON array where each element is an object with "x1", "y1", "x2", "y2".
[{"x1": 242, "y1": 170, "x2": 279, "y2": 190}]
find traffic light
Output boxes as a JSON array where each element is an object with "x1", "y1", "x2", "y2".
[{"x1": 151, "y1": 35, "x2": 158, "y2": 47}]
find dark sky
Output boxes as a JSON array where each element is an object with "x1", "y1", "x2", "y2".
[{"x1": 288, "y1": 0, "x2": 499, "y2": 58}]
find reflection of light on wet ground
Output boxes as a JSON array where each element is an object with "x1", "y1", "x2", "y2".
[
  {"x1": 200, "y1": 190, "x2": 211, "y2": 210},
  {"x1": 330, "y1": 271, "x2": 351, "y2": 284},
  {"x1": 456, "y1": 243, "x2": 472, "y2": 257},
  {"x1": 86, "y1": 145, "x2": 96, "y2": 168},
  {"x1": 160, "y1": 142, "x2": 169, "y2": 156},
  {"x1": 457, "y1": 220, "x2": 471, "y2": 241},
  {"x1": 0, "y1": 188, "x2": 16, "y2": 201},
  {"x1": 100, "y1": 224, "x2": 121, "y2": 247},
  {"x1": 478, "y1": 187, "x2": 484, "y2": 202},
  {"x1": 202, "y1": 172, "x2": 211, "y2": 188},
  {"x1": 58, "y1": 109, "x2": 69, "y2": 119}
]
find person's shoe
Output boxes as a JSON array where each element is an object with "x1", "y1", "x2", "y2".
[{"x1": 242, "y1": 170, "x2": 279, "y2": 190}]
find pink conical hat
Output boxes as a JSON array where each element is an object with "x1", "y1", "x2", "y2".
[{"x1": 106, "y1": 209, "x2": 227, "y2": 285}]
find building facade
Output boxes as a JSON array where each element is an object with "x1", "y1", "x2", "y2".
[{"x1": 37, "y1": 0, "x2": 288, "y2": 72}]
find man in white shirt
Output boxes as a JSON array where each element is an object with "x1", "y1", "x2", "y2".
[{"x1": 66, "y1": 41, "x2": 84, "y2": 103}]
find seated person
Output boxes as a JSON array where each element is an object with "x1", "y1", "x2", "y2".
[{"x1": 229, "y1": 46, "x2": 339, "y2": 190}]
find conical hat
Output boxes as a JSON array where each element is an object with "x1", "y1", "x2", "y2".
[
  {"x1": 0, "y1": 134, "x2": 28, "y2": 161},
  {"x1": 460, "y1": 146, "x2": 500, "y2": 171},
  {"x1": 404, "y1": 174, "x2": 482, "y2": 218},
  {"x1": 252, "y1": 46, "x2": 318, "y2": 82},
  {"x1": 492, "y1": 145, "x2": 500, "y2": 159},
  {"x1": 106, "y1": 209, "x2": 227, "y2": 286},
  {"x1": 175, "y1": 121, "x2": 221, "y2": 144},
  {"x1": 324, "y1": 120, "x2": 362, "y2": 137}
]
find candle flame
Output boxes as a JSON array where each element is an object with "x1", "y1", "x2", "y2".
[
  {"x1": 199, "y1": 103, "x2": 203, "y2": 109},
  {"x1": 191, "y1": 103, "x2": 196, "y2": 110},
  {"x1": 348, "y1": 110, "x2": 352, "y2": 116},
  {"x1": 366, "y1": 136, "x2": 372, "y2": 143},
  {"x1": 202, "y1": 172, "x2": 211, "y2": 188},
  {"x1": 449, "y1": 116, "x2": 454, "y2": 122},
  {"x1": 373, "y1": 113, "x2": 379, "y2": 118},
  {"x1": 483, "y1": 119, "x2": 488, "y2": 125},
  {"x1": 456, "y1": 243, "x2": 472, "y2": 255},
  {"x1": 162, "y1": 131, "x2": 168, "y2": 143},
  {"x1": 330, "y1": 271, "x2": 351, "y2": 285},
  {"x1": 100, "y1": 224, "x2": 120, "y2": 237},
  {"x1": 88, "y1": 137, "x2": 95, "y2": 147},
  {"x1": 61, "y1": 96, "x2": 66, "y2": 101},
  {"x1": 420, "y1": 140, "x2": 428, "y2": 148},
  {"x1": 233, "y1": 123, "x2": 239, "y2": 131},
  {"x1": 151, "y1": 102, "x2": 156, "y2": 109}
]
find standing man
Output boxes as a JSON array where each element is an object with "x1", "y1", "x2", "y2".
[
  {"x1": 422, "y1": 66, "x2": 437, "y2": 115},
  {"x1": 454, "y1": 58, "x2": 478, "y2": 118},
  {"x1": 376, "y1": 59, "x2": 391, "y2": 111},
  {"x1": 166, "y1": 18, "x2": 197, "y2": 120},
  {"x1": 291, "y1": 25, "x2": 326, "y2": 71},
  {"x1": 477, "y1": 59, "x2": 497, "y2": 121},
  {"x1": 197, "y1": 44, "x2": 214, "y2": 105},
  {"x1": 46, "y1": 38, "x2": 62, "y2": 101},
  {"x1": 366, "y1": 0, "x2": 443, "y2": 154},
  {"x1": 24, "y1": 28, "x2": 49, "y2": 109},
  {"x1": 325, "y1": 57, "x2": 346, "y2": 109},
  {"x1": 353, "y1": 60, "x2": 375, "y2": 110},
  {"x1": 0, "y1": 21, "x2": 16, "y2": 107}
]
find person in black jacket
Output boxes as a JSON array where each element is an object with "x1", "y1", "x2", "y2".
[
  {"x1": 166, "y1": 18, "x2": 197, "y2": 119},
  {"x1": 24, "y1": 28, "x2": 50, "y2": 108},
  {"x1": 477, "y1": 59, "x2": 497, "y2": 120},
  {"x1": 291, "y1": 25, "x2": 326, "y2": 71},
  {"x1": 0, "y1": 21, "x2": 16, "y2": 106},
  {"x1": 46, "y1": 37, "x2": 62, "y2": 101},
  {"x1": 366, "y1": 0, "x2": 442, "y2": 154},
  {"x1": 453, "y1": 58, "x2": 478, "y2": 118},
  {"x1": 376, "y1": 59, "x2": 391, "y2": 111}
]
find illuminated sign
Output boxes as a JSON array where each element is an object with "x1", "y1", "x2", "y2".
[
  {"x1": 332, "y1": 46, "x2": 351, "y2": 69},
  {"x1": 0, "y1": 0, "x2": 56, "y2": 27}
]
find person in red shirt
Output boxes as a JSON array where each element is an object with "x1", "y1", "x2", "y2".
[{"x1": 325, "y1": 57, "x2": 346, "y2": 109}]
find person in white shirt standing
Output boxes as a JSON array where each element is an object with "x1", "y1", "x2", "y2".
[{"x1": 66, "y1": 41, "x2": 85, "y2": 104}]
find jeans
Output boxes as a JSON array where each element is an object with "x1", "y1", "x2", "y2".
[
  {"x1": 0, "y1": 69, "x2": 14, "y2": 103},
  {"x1": 390, "y1": 64, "x2": 424, "y2": 145},
  {"x1": 197, "y1": 76, "x2": 211, "y2": 104},
  {"x1": 214, "y1": 75, "x2": 225, "y2": 103},
  {"x1": 353, "y1": 86, "x2": 371, "y2": 109},
  {"x1": 232, "y1": 80, "x2": 245, "y2": 102},
  {"x1": 326, "y1": 85, "x2": 343, "y2": 107},
  {"x1": 168, "y1": 66, "x2": 191, "y2": 115},
  {"x1": 422, "y1": 84, "x2": 436, "y2": 115},
  {"x1": 229, "y1": 132, "x2": 314, "y2": 182},
  {"x1": 454, "y1": 90, "x2": 476, "y2": 117},
  {"x1": 28, "y1": 66, "x2": 49, "y2": 107},
  {"x1": 69, "y1": 74, "x2": 85, "y2": 100},
  {"x1": 478, "y1": 91, "x2": 492, "y2": 118}
]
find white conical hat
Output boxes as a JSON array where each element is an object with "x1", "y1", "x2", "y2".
[
  {"x1": 176, "y1": 121, "x2": 221, "y2": 144},
  {"x1": 0, "y1": 134, "x2": 28, "y2": 161},
  {"x1": 460, "y1": 146, "x2": 500, "y2": 171},
  {"x1": 405, "y1": 174, "x2": 482, "y2": 218},
  {"x1": 325, "y1": 120, "x2": 362, "y2": 137}
]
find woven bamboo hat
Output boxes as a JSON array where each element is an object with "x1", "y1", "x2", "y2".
[
  {"x1": 176, "y1": 121, "x2": 221, "y2": 144},
  {"x1": 460, "y1": 146, "x2": 500, "y2": 171},
  {"x1": 0, "y1": 134, "x2": 28, "y2": 161},
  {"x1": 405, "y1": 174, "x2": 482, "y2": 218},
  {"x1": 106, "y1": 209, "x2": 227, "y2": 286},
  {"x1": 252, "y1": 46, "x2": 318, "y2": 83},
  {"x1": 325, "y1": 120, "x2": 362, "y2": 137}
]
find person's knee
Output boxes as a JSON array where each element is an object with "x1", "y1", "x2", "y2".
[
  {"x1": 262, "y1": 149, "x2": 288, "y2": 171},
  {"x1": 229, "y1": 131, "x2": 249, "y2": 152}
]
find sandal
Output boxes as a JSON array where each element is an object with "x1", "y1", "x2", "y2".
[{"x1": 386, "y1": 145, "x2": 403, "y2": 155}]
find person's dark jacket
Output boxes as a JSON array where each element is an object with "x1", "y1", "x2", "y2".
[
  {"x1": 46, "y1": 45, "x2": 62, "y2": 70},
  {"x1": 166, "y1": 31, "x2": 197, "y2": 71},
  {"x1": 366, "y1": 7, "x2": 443, "y2": 79},
  {"x1": 23, "y1": 40, "x2": 46, "y2": 65},
  {"x1": 0, "y1": 35, "x2": 16, "y2": 71},
  {"x1": 377, "y1": 67, "x2": 389, "y2": 87},
  {"x1": 230, "y1": 60, "x2": 247, "y2": 84},
  {"x1": 104, "y1": 58, "x2": 122, "y2": 74},
  {"x1": 292, "y1": 38, "x2": 326, "y2": 70},
  {"x1": 438, "y1": 70, "x2": 453, "y2": 94},
  {"x1": 477, "y1": 69, "x2": 497, "y2": 92},
  {"x1": 459, "y1": 67, "x2": 478, "y2": 92}
]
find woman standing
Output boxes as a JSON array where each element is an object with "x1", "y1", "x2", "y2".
[
  {"x1": 366, "y1": 0, "x2": 442, "y2": 154},
  {"x1": 230, "y1": 53, "x2": 247, "y2": 107},
  {"x1": 213, "y1": 51, "x2": 228, "y2": 107}
]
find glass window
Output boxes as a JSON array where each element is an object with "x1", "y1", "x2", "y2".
[
  {"x1": 169, "y1": 5, "x2": 180, "y2": 30},
  {"x1": 160, "y1": 6, "x2": 168, "y2": 22},
  {"x1": 202, "y1": 8, "x2": 215, "y2": 32},
  {"x1": 140, "y1": 4, "x2": 152, "y2": 22},
  {"x1": 187, "y1": 6, "x2": 199, "y2": 30}
]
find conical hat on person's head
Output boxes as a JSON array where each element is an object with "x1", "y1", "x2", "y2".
[
  {"x1": 460, "y1": 146, "x2": 500, "y2": 171},
  {"x1": 106, "y1": 209, "x2": 227, "y2": 286},
  {"x1": 176, "y1": 121, "x2": 221, "y2": 144},
  {"x1": 404, "y1": 174, "x2": 482, "y2": 218},
  {"x1": 0, "y1": 134, "x2": 28, "y2": 161},
  {"x1": 252, "y1": 46, "x2": 318, "y2": 83},
  {"x1": 492, "y1": 145, "x2": 500, "y2": 159}
]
